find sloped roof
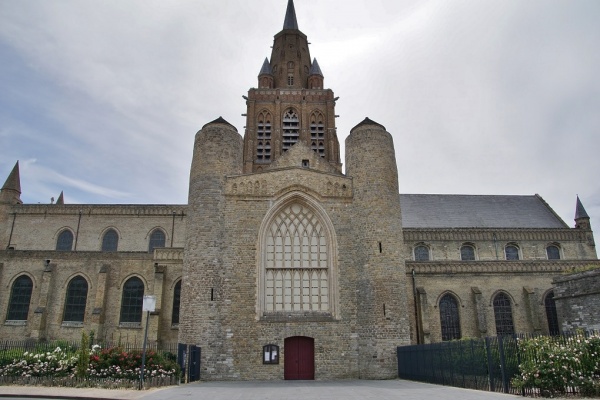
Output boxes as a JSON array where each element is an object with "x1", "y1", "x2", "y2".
[
  {"x1": 2, "y1": 161, "x2": 21, "y2": 193},
  {"x1": 575, "y1": 196, "x2": 590, "y2": 219},
  {"x1": 283, "y1": 0, "x2": 299, "y2": 30},
  {"x1": 309, "y1": 58, "x2": 323, "y2": 77},
  {"x1": 400, "y1": 194, "x2": 568, "y2": 229},
  {"x1": 259, "y1": 57, "x2": 273, "y2": 76}
]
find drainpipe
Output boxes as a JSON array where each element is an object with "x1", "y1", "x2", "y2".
[{"x1": 412, "y1": 269, "x2": 421, "y2": 344}]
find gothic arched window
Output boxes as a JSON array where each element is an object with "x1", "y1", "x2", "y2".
[
  {"x1": 256, "y1": 111, "x2": 272, "y2": 163},
  {"x1": 310, "y1": 112, "x2": 325, "y2": 157},
  {"x1": 261, "y1": 202, "x2": 332, "y2": 314},
  {"x1": 172, "y1": 280, "x2": 181, "y2": 326},
  {"x1": 120, "y1": 277, "x2": 144, "y2": 324},
  {"x1": 546, "y1": 245, "x2": 560, "y2": 260},
  {"x1": 56, "y1": 230, "x2": 74, "y2": 251},
  {"x1": 439, "y1": 293, "x2": 461, "y2": 341},
  {"x1": 282, "y1": 109, "x2": 299, "y2": 151},
  {"x1": 493, "y1": 292, "x2": 515, "y2": 336},
  {"x1": 505, "y1": 244, "x2": 520, "y2": 260},
  {"x1": 6, "y1": 275, "x2": 33, "y2": 321},
  {"x1": 148, "y1": 229, "x2": 166, "y2": 253},
  {"x1": 545, "y1": 291, "x2": 560, "y2": 335},
  {"x1": 460, "y1": 244, "x2": 476, "y2": 261},
  {"x1": 63, "y1": 276, "x2": 88, "y2": 323},
  {"x1": 414, "y1": 245, "x2": 430, "y2": 261},
  {"x1": 101, "y1": 229, "x2": 119, "y2": 252}
]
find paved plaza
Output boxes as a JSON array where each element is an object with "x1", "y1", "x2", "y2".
[{"x1": 1, "y1": 380, "x2": 527, "y2": 400}]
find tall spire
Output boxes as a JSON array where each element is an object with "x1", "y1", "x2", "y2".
[{"x1": 283, "y1": 0, "x2": 299, "y2": 30}]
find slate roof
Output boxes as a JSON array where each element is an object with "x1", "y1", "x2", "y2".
[
  {"x1": 283, "y1": 0, "x2": 299, "y2": 30},
  {"x1": 351, "y1": 117, "x2": 386, "y2": 133},
  {"x1": 400, "y1": 194, "x2": 568, "y2": 229},
  {"x1": 575, "y1": 196, "x2": 590, "y2": 219},
  {"x1": 309, "y1": 58, "x2": 323, "y2": 77},
  {"x1": 2, "y1": 161, "x2": 21, "y2": 193},
  {"x1": 259, "y1": 58, "x2": 273, "y2": 76}
]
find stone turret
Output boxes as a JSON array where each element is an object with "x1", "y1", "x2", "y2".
[
  {"x1": 308, "y1": 58, "x2": 324, "y2": 89},
  {"x1": 0, "y1": 161, "x2": 22, "y2": 206},
  {"x1": 345, "y1": 118, "x2": 410, "y2": 378},
  {"x1": 179, "y1": 116, "x2": 243, "y2": 376},
  {"x1": 258, "y1": 57, "x2": 274, "y2": 89},
  {"x1": 575, "y1": 196, "x2": 591, "y2": 230},
  {"x1": 1, "y1": 162, "x2": 22, "y2": 249}
]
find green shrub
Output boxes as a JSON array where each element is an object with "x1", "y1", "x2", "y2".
[{"x1": 513, "y1": 333, "x2": 600, "y2": 397}]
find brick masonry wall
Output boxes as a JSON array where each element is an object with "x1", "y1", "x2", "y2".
[{"x1": 553, "y1": 268, "x2": 600, "y2": 332}]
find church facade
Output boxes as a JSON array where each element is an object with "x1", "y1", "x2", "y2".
[{"x1": 0, "y1": 0, "x2": 598, "y2": 380}]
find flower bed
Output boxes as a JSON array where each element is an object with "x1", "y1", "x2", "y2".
[{"x1": 0, "y1": 343, "x2": 180, "y2": 389}]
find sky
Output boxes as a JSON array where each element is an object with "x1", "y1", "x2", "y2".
[{"x1": 0, "y1": 0, "x2": 599, "y2": 234}]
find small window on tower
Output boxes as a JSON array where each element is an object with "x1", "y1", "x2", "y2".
[
  {"x1": 287, "y1": 74, "x2": 294, "y2": 86},
  {"x1": 302, "y1": 159, "x2": 309, "y2": 168}
]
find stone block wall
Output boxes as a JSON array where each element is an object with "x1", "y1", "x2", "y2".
[{"x1": 553, "y1": 268, "x2": 600, "y2": 332}]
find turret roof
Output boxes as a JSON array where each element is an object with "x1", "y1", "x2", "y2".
[
  {"x1": 259, "y1": 57, "x2": 273, "y2": 76},
  {"x1": 575, "y1": 196, "x2": 590, "y2": 219},
  {"x1": 309, "y1": 58, "x2": 323, "y2": 77},
  {"x1": 283, "y1": 0, "x2": 299, "y2": 30},
  {"x1": 1, "y1": 161, "x2": 21, "y2": 194},
  {"x1": 56, "y1": 191, "x2": 64, "y2": 205},
  {"x1": 350, "y1": 117, "x2": 386, "y2": 133},
  {"x1": 202, "y1": 116, "x2": 238, "y2": 132}
]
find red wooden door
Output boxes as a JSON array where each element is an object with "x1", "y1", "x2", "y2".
[{"x1": 284, "y1": 336, "x2": 314, "y2": 380}]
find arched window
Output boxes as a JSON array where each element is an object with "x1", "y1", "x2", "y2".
[
  {"x1": 439, "y1": 294, "x2": 461, "y2": 341},
  {"x1": 282, "y1": 109, "x2": 299, "y2": 151},
  {"x1": 172, "y1": 280, "x2": 181, "y2": 326},
  {"x1": 101, "y1": 229, "x2": 118, "y2": 252},
  {"x1": 63, "y1": 276, "x2": 88, "y2": 323},
  {"x1": 256, "y1": 111, "x2": 272, "y2": 163},
  {"x1": 7, "y1": 275, "x2": 33, "y2": 321},
  {"x1": 493, "y1": 292, "x2": 515, "y2": 335},
  {"x1": 505, "y1": 244, "x2": 519, "y2": 260},
  {"x1": 120, "y1": 277, "x2": 144, "y2": 324},
  {"x1": 414, "y1": 245, "x2": 430, "y2": 261},
  {"x1": 546, "y1": 245, "x2": 560, "y2": 260},
  {"x1": 262, "y1": 202, "x2": 331, "y2": 313},
  {"x1": 545, "y1": 291, "x2": 560, "y2": 335},
  {"x1": 56, "y1": 230, "x2": 74, "y2": 251},
  {"x1": 310, "y1": 112, "x2": 325, "y2": 157},
  {"x1": 460, "y1": 244, "x2": 475, "y2": 261},
  {"x1": 148, "y1": 229, "x2": 166, "y2": 253}
]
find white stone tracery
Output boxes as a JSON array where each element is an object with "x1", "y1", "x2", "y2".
[{"x1": 258, "y1": 193, "x2": 337, "y2": 317}]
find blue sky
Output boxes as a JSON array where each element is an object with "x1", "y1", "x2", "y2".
[{"x1": 1, "y1": 0, "x2": 599, "y2": 234}]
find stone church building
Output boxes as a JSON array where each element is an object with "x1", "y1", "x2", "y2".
[{"x1": 0, "y1": 0, "x2": 598, "y2": 380}]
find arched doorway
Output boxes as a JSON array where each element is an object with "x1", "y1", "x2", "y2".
[{"x1": 284, "y1": 336, "x2": 314, "y2": 380}]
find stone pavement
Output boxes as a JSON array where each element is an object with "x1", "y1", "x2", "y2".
[{"x1": 1, "y1": 380, "x2": 526, "y2": 400}]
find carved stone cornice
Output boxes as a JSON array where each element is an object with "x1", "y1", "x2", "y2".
[
  {"x1": 406, "y1": 259, "x2": 600, "y2": 275},
  {"x1": 154, "y1": 247, "x2": 184, "y2": 262},
  {"x1": 10, "y1": 204, "x2": 187, "y2": 217},
  {"x1": 403, "y1": 228, "x2": 587, "y2": 243}
]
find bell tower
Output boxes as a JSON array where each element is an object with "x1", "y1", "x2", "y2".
[{"x1": 242, "y1": 0, "x2": 341, "y2": 173}]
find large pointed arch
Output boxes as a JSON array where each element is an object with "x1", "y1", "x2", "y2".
[{"x1": 257, "y1": 191, "x2": 338, "y2": 319}]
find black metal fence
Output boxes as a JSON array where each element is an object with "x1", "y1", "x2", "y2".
[{"x1": 398, "y1": 331, "x2": 600, "y2": 397}]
